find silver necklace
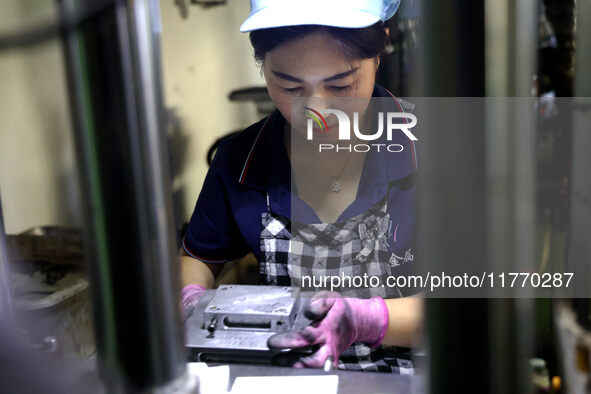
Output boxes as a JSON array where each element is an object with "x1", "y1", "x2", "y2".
[
  {"x1": 286, "y1": 126, "x2": 353, "y2": 193},
  {"x1": 306, "y1": 142, "x2": 353, "y2": 193},
  {"x1": 330, "y1": 178, "x2": 344, "y2": 193}
]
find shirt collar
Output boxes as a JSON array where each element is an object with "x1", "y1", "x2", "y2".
[{"x1": 238, "y1": 109, "x2": 291, "y2": 194}]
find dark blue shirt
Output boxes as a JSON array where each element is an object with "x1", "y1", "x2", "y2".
[{"x1": 183, "y1": 84, "x2": 418, "y2": 271}]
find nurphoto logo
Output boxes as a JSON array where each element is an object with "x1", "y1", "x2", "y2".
[{"x1": 303, "y1": 107, "x2": 418, "y2": 153}]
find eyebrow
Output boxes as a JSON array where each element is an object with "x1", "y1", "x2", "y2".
[{"x1": 271, "y1": 67, "x2": 360, "y2": 83}]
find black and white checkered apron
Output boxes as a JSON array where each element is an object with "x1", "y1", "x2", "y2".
[{"x1": 260, "y1": 192, "x2": 414, "y2": 374}]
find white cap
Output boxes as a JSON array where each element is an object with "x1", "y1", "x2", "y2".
[{"x1": 240, "y1": 0, "x2": 401, "y2": 32}]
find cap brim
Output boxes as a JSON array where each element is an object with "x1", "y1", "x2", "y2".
[{"x1": 240, "y1": 6, "x2": 380, "y2": 32}]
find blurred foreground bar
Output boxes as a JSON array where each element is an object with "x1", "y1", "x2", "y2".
[
  {"x1": 59, "y1": 0, "x2": 195, "y2": 392},
  {"x1": 420, "y1": 0, "x2": 536, "y2": 393}
]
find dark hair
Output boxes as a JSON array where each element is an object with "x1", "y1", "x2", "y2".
[{"x1": 249, "y1": 22, "x2": 388, "y2": 64}]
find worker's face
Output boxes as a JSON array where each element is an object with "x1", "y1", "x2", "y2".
[{"x1": 263, "y1": 31, "x2": 379, "y2": 140}]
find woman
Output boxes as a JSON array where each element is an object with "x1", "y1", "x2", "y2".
[{"x1": 180, "y1": 0, "x2": 423, "y2": 373}]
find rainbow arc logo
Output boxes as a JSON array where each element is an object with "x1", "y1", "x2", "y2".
[{"x1": 303, "y1": 107, "x2": 329, "y2": 134}]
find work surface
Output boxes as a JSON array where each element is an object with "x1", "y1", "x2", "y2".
[
  {"x1": 225, "y1": 363, "x2": 423, "y2": 394},
  {"x1": 63, "y1": 358, "x2": 423, "y2": 393}
]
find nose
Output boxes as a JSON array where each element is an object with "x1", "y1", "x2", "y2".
[
  {"x1": 307, "y1": 85, "x2": 329, "y2": 99},
  {"x1": 301, "y1": 87, "x2": 333, "y2": 114}
]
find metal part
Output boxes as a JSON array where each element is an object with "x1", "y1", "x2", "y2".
[
  {"x1": 59, "y1": 0, "x2": 193, "y2": 392},
  {"x1": 186, "y1": 285, "x2": 311, "y2": 364},
  {"x1": 190, "y1": 0, "x2": 227, "y2": 7},
  {"x1": 0, "y1": 193, "x2": 12, "y2": 318},
  {"x1": 0, "y1": 0, "x2": 116, "y2": 50},
  {"x1": 174, "y1": 0, "x2": 189, "y2": 19},
  {"x1": 574, "y1": 0, "x2": 591, "y2": 96},
  {"x1": 207, "y1": 317, "x2": 218, "y2": 333},
  {"x1": 204, "y1": 285, "x2": 299, "y2": 332},
  {"x1": 421, "y1": 1, "x2": 538, "y2": 393},
  {"x1": 570, "y1": 0, "x2": 591, "y2": 323},
  {"x1": 173, "y1": 0, "x2": 226, "y2": 19},
  {"x1": 484, "y1": 1, "x2": 538, "y2": 393},
  {"x1": 228, "y1": 87, "x2": 275, "y2": 116},
  {"x1": 419, "y1": 2, "x2": 488, "y2": 394},
  {"x1": 6, "y1": 226, "x2": 83, "y2": 266}
]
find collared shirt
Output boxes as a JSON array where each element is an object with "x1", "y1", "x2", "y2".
[{"x1": 183, "y1": 84, "x2": 418, "y2": 269}]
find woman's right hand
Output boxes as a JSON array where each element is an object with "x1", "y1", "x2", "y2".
[{"x1": 181, "y1": 284, "x2": 207, "y2": 323}]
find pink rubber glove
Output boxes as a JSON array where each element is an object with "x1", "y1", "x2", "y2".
[
  {"x1": 181, "y1": 284, "x2": 206, "y2": 322},
  {"x1": 267, "y1": 291, "x2": 389, "y2": 369}
]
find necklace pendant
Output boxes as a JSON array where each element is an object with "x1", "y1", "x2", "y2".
[{"x1": 330, "y1": 178, "x2": 343, "y2": 192}]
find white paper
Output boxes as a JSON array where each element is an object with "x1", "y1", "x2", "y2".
[
  {"x1": 230, "y1": 375, "x2": 339, "y2": 394},
  {"x1": 188, "y1": 362, "x2": 230, "y2": 394}
]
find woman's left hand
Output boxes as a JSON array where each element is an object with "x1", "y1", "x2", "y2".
[{"x1": 267, "y1": 291, "x2": 389, "y2": 369}]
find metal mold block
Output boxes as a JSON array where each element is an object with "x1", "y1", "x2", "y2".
[{"x1": 185, "y1": 285, "x2": 311, "y2": 363}]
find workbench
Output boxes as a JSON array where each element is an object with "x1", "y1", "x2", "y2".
[{"x1": 64, "y1": 358, "x2": 423, "y2": 393}]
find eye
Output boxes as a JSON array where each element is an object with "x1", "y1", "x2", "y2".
[
  {"x1": 282, "y1": 87, "x2": 302, "y2": 95},
  {"x1": 329, "y1": 84, "x2": 353, "y2": 93}
]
